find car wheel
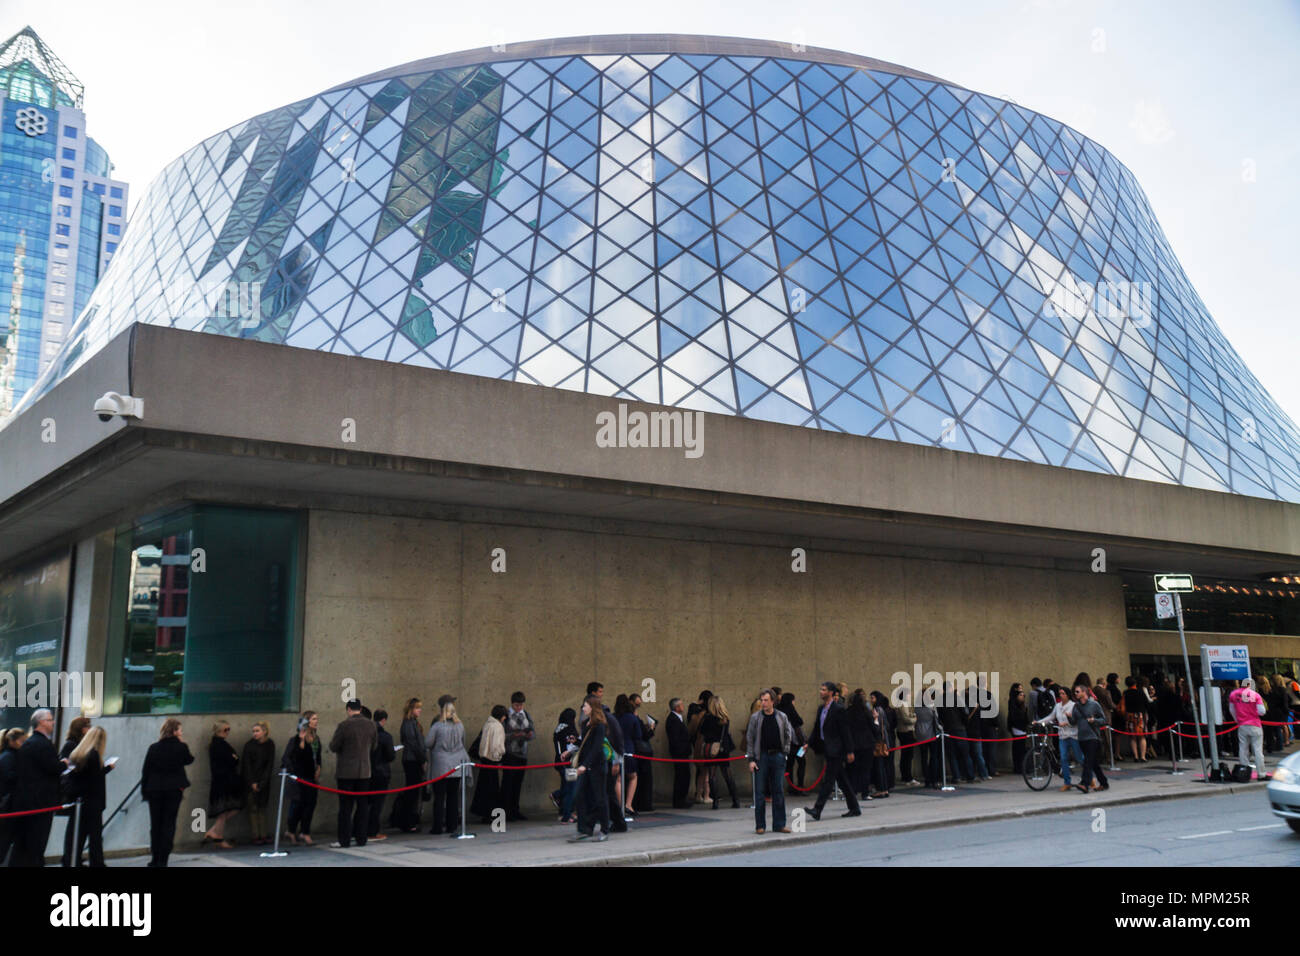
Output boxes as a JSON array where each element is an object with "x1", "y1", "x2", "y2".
[{"x1": 1287, "y1": 819, "x2": 1300, "y2": 835}]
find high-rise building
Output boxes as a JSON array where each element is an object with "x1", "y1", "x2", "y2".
[{"x1": 0, "y1": 26, "x2": 128, "y2": 417}]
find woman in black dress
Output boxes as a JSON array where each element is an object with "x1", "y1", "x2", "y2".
[
  {"x1": 66, "y1": 726, "x2": 114, "y2": 866},
  {"x1": 778, "y1": 693, "x2": 806, "y2": 787},
  {"x1": 0, "y1": 728, "x2": 28, "y2": 865},
  {"x1": 140, "y1": 719, "x2": 194, "y2": 867},
  {"x1": 205, "y1": 720, "x2": 241, "y2": 848},
  {"x1": 240, "y1": 721, "x2": 275, "y2": 845},
  {"x1": 282, "y1": 719, "x2": 318, "y2": 845}
]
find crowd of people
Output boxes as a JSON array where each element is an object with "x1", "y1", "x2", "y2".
[{"x1": 1, "y1": 667, "x2": 1296, "y2": 863}]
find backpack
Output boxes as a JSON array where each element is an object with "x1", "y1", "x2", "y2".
[{"x1": 1035, "y1": 689, "x2": 1056, "y2": 720}]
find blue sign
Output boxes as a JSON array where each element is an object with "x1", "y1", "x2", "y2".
[{"x1": 1203, "y1": 645, "x2": 1250, "y2": 680}]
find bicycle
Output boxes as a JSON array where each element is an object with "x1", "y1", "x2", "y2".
[{"x1": 1022, "y1": 722, "x2": 1061, "y2": 791}]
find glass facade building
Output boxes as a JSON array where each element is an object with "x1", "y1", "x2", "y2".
[
  {"x1": 19, "y1": 36, "x2": 1300, "y2": 501},
  {"x1": 0, "y1": 26, "x2": 128, "y2": 417}
]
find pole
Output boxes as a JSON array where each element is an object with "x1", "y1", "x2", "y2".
[
  {"x1": 622, "y1": 755, "x2": 633, "y2": 822},
  {"x1": 260, "y1": 769, "x2": 289, "y2": 858},
  {"x1": 940, "y1": 728, "x2": 954, "y2": 791},
  {"x1": 1105, "y1": 726, "x2": 1117, "y2": 772},
  {"x1": 72, "y1": 798, "x2": 82, "y2": 867},
  {"x1": 1174, "y1": 593, "x2": 1209, "y2": 781},
  {"x1": 456, "y1": 761, "x2": 474, "y2": 839},
  {"x1": 1167, "y1": 725, "x2": 1182, "y2": 775},
  {"x1": 748, "y1": 757, "x2": 756, "y2": 810}
]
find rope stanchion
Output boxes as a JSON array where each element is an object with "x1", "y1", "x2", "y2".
[
  {"x1": 71, "y1": 798, "x2": 82, "y2": 868},
  {"x1": 456, "y1": 761, "x2": 473, "y2": 840},
  {"x1": 940, "y1": 728, "x2": 953, "y2": 792},
  {"x1": 1168, "y1": 724, "x2": 1182, "y2": 776},
  {"x1": 261, "y1": 769, "x2": 290, "y2": 859},
  {"x1": 621, "y1": 754, "x2": 633, "y2": 823}
]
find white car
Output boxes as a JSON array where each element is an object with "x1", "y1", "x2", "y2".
[{"x1": 1266, "y1": 750, "x2": 1300, "y2": 834}]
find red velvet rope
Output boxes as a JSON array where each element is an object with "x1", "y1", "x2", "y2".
[
  {"x1": 0, "y1": 802, "x2": 73, "y2": 819},
  {"x1": 290, "y1": 767, "x2": 459, "y2": 796}
]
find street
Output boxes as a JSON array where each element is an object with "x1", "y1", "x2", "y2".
[{"x1": 660, "y1": 789, "x2": 1300, "y2": 866}]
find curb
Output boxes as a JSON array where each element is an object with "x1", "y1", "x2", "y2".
[{"x1": 531, "y1": 779, "x2": 1269, "y2": 867}]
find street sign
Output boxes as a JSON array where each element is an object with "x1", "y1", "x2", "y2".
[
  {"x1": 1202, "y1": 644, "x2": 1251, "y2": 681},
  {"x1": 1154, "y1": 592, "x2": 1175, "y2": 619},
  {"x1": 1154, "y1": 573, "x2": 1194, "y2": 593}
]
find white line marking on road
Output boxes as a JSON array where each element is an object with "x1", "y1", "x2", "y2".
[
  {"x1": 1235, "y1": 823, "x2": 1284, "y2": 831},
  {"x1": 1177, "y1": 830, "x2": 1233, "y2": 839}
]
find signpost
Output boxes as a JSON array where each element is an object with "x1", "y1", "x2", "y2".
[
  {"x1": 1200, "y1": 644, "x2": 1250, "y2": 778},
  {"x1": 1155, "y1": 573, "x2": 1208, "y2": 782}
]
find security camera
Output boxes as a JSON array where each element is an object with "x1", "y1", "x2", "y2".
[{"x1": 93, "y1": 391, "x2": 144, "y2": 422}]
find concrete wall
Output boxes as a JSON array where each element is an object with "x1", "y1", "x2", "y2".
[{"x1": 293, "y1": 507, "x2": 1127, "y2": 826}]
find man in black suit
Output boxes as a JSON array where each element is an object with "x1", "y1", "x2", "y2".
[
  {"x1": 9, "y1": 709, "x2": 65, "y2": 867},
  {"x1": 806, "y1": 681, "x2": 861, "y2": 820},
  {"x1": 665, "y1": 698, "x2": 693, "y2": 808}
]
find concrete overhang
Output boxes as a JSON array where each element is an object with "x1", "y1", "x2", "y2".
[{"x1": 0, "y1": 324, "x2": 1297, "y2": 576}]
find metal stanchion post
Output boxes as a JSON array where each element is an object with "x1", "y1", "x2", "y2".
[
  {"x1": 747, "y1": 755, "x2": 756, "y2": 810},
  {"x1": 1106, "y1": 726, "x2": 1117, "y2": 772},
  {"x1": 622, "y1": 755, "x2": 633, "y2": 822},
  {"x1": 940, "y1": 729, "x2": 954, "y2": 792},
  {"x1": 71, "y1": 799, "x2": 82, "y2": 867},
  {"x1": 1168, "y1": 725, "x2": 1182, "y2": 775},
  {"x1": 1177, "y1": 721, "x2": 1184, "y2": 763},
  {"x1": 456, "y1": 761, "x2": 475, "y2": 839},
  {"x1": 261, "y1": 769, "x2": 290, "y2": 858}
]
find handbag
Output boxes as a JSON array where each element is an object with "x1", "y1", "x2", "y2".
[{"x1": 873, "y1": 740, "x2": 889, "y2": 758}]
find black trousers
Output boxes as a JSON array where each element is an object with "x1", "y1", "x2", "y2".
[
  {"x1": 576, "y1": 763, "x2": 611, "y2": 835},
  {"x1": 605, "y1": 763, "x2": 627, "y2": 831},
  {"x1": 786, "y1": 744, "x2": 806, "y2": 787},
  {"x1": 633, "y1": 756, "x2": 654, "y2": 811},
  {"x1": 1011, "y1": 736, "x2": 1027, "y2": 775},
  {"x1": 0, "y1": 818, "x2": 12, "y2": 866},
  {"x1": 501, "y1": 754, "x2": 527, "y2": 818},
  {"x1": 811, "y1": 756, "x2": 860, "y2": 814},
  {"x1": 287, "y1": 782, "x2": 317, "y2": 835},
  {"x1": 392, "y1": 762, "x2": 423, "y2": 830},
  {"x1": 74, "y1": 808, "x2": 105, "y2": 867},
  {"x1": 8, "y1": 812, "x2": 55, "y2": 867},
  {"x1": 1080, "y1": 739, "x2": 1109, "y2": 789},
  {"x1": 671, "y1": 758, "x2": 691, "y2": 807},
  {"x1": 146, "y1": 792, "x2": 182, "y2": 867},
  {"x1": 897, "y1": 731, "x2": 916, "y2": 781},
  {"x1": 335, "y1": 778, "x2": 369, "y2": 847},
  {"x1": 923, "y1": 737, "x2": 943, "y2": 786},
  {"x1": 367, "y1": 774, "x2": 389, "y2": 838},
  {"x1": 61, "y1": 810, "x2": 78, "y2": 866},
  {"x1": 432, "y1": 777, "x2": 459, "y2": 833}
]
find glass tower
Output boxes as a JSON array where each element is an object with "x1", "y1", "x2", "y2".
[
  {"x1": 15, "y1": 36, "x2": 1300, "y2": 501},
  {"x1": 0, "y1": 26, "x2": 128, "y2": 417}
]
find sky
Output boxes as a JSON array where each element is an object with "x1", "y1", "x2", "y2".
[{"x1": 6, "y1": 0, "x2": 1298, "y2": 423}]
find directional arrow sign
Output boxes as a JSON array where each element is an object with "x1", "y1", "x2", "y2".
[{"x1": 1154, "y1": 573, "x2": 1194, "y2": 593}]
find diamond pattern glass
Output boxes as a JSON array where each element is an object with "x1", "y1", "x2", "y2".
[{"x1": 16, "y1": 44, "x2": 1300, "y2": 502}]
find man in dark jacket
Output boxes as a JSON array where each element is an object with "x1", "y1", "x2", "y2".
[
  {"x1": 665, "y1": 698, "x2": 692, "y2": 808},
  {"x1": 367, "y1": 709, "x2": 397, "y2": 840},
  {"x1": 939, "y1": 687, "x2": 976, "y2": 782},
  {"x1": 329, "y1": 700, "x2": 377, "y2": 848},
  {"x1": 9, "y1": 709, "x2": 65, "y2": 867},
  {"x1": 806, "y1": 682, "x2": 860, "y2": 820}
]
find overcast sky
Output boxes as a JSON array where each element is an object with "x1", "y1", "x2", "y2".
[{"x1": 7, "y1": 0, "x2": 1298, "y2": 424}]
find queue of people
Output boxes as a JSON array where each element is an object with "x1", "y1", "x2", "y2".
[{"x1": 2, "y1": 665, "x2": 1296, "y2": 864}]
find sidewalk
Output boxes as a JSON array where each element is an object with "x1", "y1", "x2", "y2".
[{"x1": 113, "y1": 746, "x2": 1287, "y2": 867}]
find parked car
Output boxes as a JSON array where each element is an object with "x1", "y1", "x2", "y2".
[{"x1": 1266, "y1": 750, "x2": 1300, "y2": 834}]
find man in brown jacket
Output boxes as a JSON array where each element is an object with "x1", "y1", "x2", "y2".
[{"x1": 329, "y1": 700, "x2": 378, "y2": 848}]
